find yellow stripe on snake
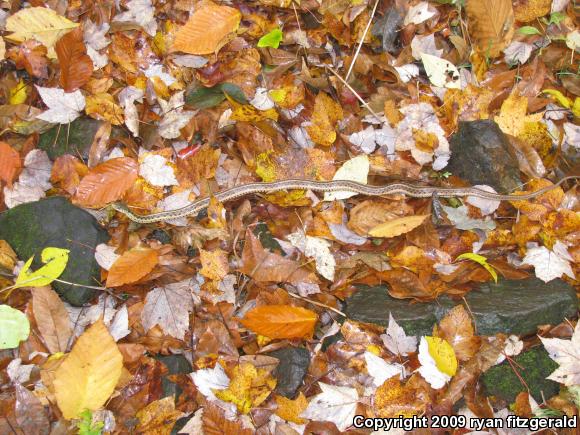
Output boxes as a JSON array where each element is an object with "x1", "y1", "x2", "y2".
[{"x1": 112, "y1": 176, "x2": 579, "y2": 223}]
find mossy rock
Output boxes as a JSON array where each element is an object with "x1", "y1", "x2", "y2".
[
  {"x1": 481, "y1": 347, "x2": 559, "y2": 403},
  {"x1": 0, "y1": 197, "x2": 109, "y2": 305}
]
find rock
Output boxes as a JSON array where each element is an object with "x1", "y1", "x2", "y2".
[
  {"x1": 481, "y1": 347, "x2": 559, "y2": 403},
  {"x1": 345, "y1": 278, "x2": 577, "y2": 337},
  {"x1": 268, "y1": 347, "x2": 310, "y2": 399},
  {"x1": 38, "y1": 118, "x2": 102, "y2": 159},
  {"x1": 0, "y1": 197, "x2": 109, "y2": 306},
  {"x1": 447, "y1": 120, "x2": 522, "y2": 193}
]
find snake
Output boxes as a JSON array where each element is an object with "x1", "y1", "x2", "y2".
[{"x1": 112, "y1": 176, "x2": 579, "y2": 223}]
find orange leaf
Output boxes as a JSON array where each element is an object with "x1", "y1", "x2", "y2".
[
  {"x1": 7, "y1": 40, "x2": 49, "y2": 78},
  {"x1": 202, "y1": 403, "x2": 253, "y2": 435},
  {"x1": 435, "y1": 305, "x2": 481, "y2": 362},
  {"x1": 55, "y1": 27, "x2": 93, "y2": 92},
  {"x1": 239, "y1": 305, "x2": 317, "y2": 339},
  {"x1": 106, "y1": 247, "x2": 158, "y2": 287},
  {"x1": 73, "y1": 157, "x2": 138, "y2": 208},
  {"x1": 172, "y1": 1, "x2": 241, "y2": 55},
  {"x1": 0, "y1": 142, "x2": 21, "y2": 187},
  {"x1": 50, "y1": 154, "x2": 88, "y2": 195}
]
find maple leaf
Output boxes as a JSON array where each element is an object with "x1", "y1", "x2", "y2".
[
  {"x1": 35, "y1": 86, "x2": 85, "y2": 124},
  {"x1": 380, "y1": 313, "x2": 418, "y2": 357},
  {"x1": 306, "y1": 91, "x2": 343, "y2": 147},
  {"x1": 300, "y1": 382, "x2": 359, "y2": 431},
  {"x1": 3, "y1": 149, "x2": 52, "y2": 208},
  {"x1": 522, "y1": 241, "x2": 575, "y2": 282},
  {"x1": 540, "y1": 322, "x2": 580, "y2": 386},
  {"x1": 113, "y1": 0, "x2": 157, "y2": 36},
  {"x1": 141, "y1": 279, "x2": 197, "y2": 339}
]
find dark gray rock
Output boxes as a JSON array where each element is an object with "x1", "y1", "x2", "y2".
[
  {"x1": 447, "y1": 120, "x2": 522, "y2": 193},
  {"x1": 0, "y1": 197, "x2": 109, "y2": 305},
  {"x1": 345, "y1": 278, "x2": 577, "y2": 337},
  {"x1": 481, "y1": 347, "x2": 559, "y2": 402},
  {"x1": 372, "y1": 6, "x2": 404, "y2": 53},
  {"x1": 155, "y1": 354, "x2": 192, "y2": 399},
  {"x1": 38, "y1": 118, "x2": 102, "y2": 159},
  {"x1": 268, "y1": 347, "x2": 310, "y2": 399}
]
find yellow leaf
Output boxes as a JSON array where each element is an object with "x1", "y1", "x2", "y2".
[
  {"x1": 240, "y1": 305, "x2": 318, "y2": 339},
  {"x1": 214, "y1": 363, "x2": 276, "y2": 414},
  {"x1": 306, "y1": 92, "x2": 343, "y2": 146},
  {"x1": 495, "y1": 92, "x2": 528, "y2": 136},
  {"x1": 85, "y1": 93, "x2": 124, "y2": 125},
  {"x1": 172, "y1": 1, "x2": 241, "y2": 55},
  {"x1": 5, "y1": 7, "x2": 79, "y2": 58},
  {"x1": 53, "y1": 320, "x2": 123, "y2": 419},
  {"x1": 275, "y1": 393, "x2": 308, "y2": 424},
  {"x1": 136, "y1": 396, "x2": 184, "y2": 435},
  {"x1": 465, "y1": 0, "x2": 514, "y2": 58},
  {"x1": 369, "y1": 215, "x2": 429, "y2": 238},
  {"x1": 255, "y1": 151, "x2": 277, "y2": 182},
  {"x1": 425, "y1": 336, "x2": 457, "y2": 377},
  {"x1": 542, "y1": 89, "x2": 572, "y2": 109},
  {"x1": 9, "y1": 79, "x2": 29, "y2": 105},
  {"x1": 199, "y1": 248, "x2": 229, "y2": 280},
  {"x1": 573, "y1": 98, "x2": 580, "y2": 118},
  {"x1": 456, "y1": 252, "x2": 498, "y2": 283},
  {"x1": 15, "y1": 247, "x2": 69, "y2": 289},
  {"x1": 230, "y1": 104, "x2": 278, "y2": 122}
]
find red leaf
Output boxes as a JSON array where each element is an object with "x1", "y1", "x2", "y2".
[{"x1": 56, "y1": 27, "x2": 93, "y2": 92}]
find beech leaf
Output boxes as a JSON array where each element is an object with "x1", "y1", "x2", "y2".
[
  {"x1": 240, "y1": 305, "x2": 318, "y2": 339},
  {"x1": 106, "y1": 247, "x2": 159, "y2": 287},
  {"x1": 55, "y1": 27, "x2": 93, "y2": 92}
]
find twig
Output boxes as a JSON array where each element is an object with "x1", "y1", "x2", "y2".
[
  {"x1": 287, "y1": 291, "x2": 346, "y2": 317},
  {"x1": 345, "y1": 0, "x2": 381, "y2": 82},
  {"x1": 325, "y1": 66, "x2": 382, "y2": 122}
]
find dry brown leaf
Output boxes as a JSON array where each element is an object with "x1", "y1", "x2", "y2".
[
  {"x1": 7, "y1": 40, "x2": 49, "y2": 78},
  {"x1": 55, "y1": 27, "x2": 93, "y2": 92},
  {"x1": 348, "y1": 200, "x2": 413, "y2": 235},
  {"x1": 239, "y1": 230, "x2": 318, "y2": 287},
  {"x1": 106, "y1": 247, "x2": 159, "y2": 287},
  {"x1": 435, "y1": 305, "x2": 481, "y2": 362},
  {"x1": 374, "y1": 375, "x2": 429, "y2": 418},
  {"x1": 136, "y1": 396, "x2": 183, "y2": 435},
  {"x1": 240, "y1": 305, "x2": 318, "y2": 339},
  {"x1": 0, "y1": 142, "x2": 21, "y2": 187},
  {"x1": 32, "y1": 286, "x2": 73, "y2": 354},
  {"x1": 50, "y1": 154, "x2": 88, "y2": 195},
  {"x1": 369, "y1": 215, "x2": 429, "y2": 238},
  {"x1": 73, "y1": 157, "x2": 138, "y2": 208},
  {"x1": 465, "y1": 0, "x2": 514, "y2": 58},
  {"x1": 202, "y1": 402, "x2": 253, "y2": 435},
  {"x1": 173, "y1": 1, "x2": 241, "y2": 55}
]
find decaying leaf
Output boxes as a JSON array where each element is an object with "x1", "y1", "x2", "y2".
[
  {"x1": 465, "y1": 0, "x2": 515, "y2": 58},
  {"x1": 300, "y1": 382, "x2": 359, "y2": 431}
]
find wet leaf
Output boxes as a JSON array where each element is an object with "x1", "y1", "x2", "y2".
[
  {"x1": 55, "y1": 28, "x2": 93, "y2": 92},
  {"x1": 106, "y1": 247, "x2": 159, "y2": 287},
  {"x1": 240, "y1": 305, "x2": 317, "y2": 339}
]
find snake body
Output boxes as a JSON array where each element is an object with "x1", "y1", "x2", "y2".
[{"x1": 112, "y1": 176, "x2": 579, "y2": 223}]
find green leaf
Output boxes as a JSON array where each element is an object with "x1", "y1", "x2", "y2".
[
  {"x1": 15, "y1": 247, "x2": 69, "y2": 289},
  {"x1": 518, "y1": 26, "x2": 542, "y2": 35},
  {"x1": 456, "y1": 253, "x2": 497, "y2": 283},
  {"x1": 257, "y1": 28, "x2": 283, "y2": 49},
  {"x1": 548, "y1": 12, "x2": 566, "y2": 26},
  {"x1": 185, "y1": 83, "x2": 248, "y2": 109},
  {"x1": 0, "y1": 305, "x2": 30, "y2": 349}
]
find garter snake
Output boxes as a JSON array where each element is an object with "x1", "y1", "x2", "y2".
[{"x1": 112, "y1": 176, "x2": 579, "y2": 223}]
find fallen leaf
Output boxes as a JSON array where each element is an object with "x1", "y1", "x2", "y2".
[
  {"x1": 14, "y1": 383, "x2": 49, "y2": 434},
  {"x1": 141, "y1": 280, "x2": 196, "y2": 339},
  {"x1": 0, "y1": 305, "x2": 30, "y2": 349},
  {"x1": 300, "y1": 382, "x2": 359, "y2": 431},
  {"x1": 106, "y1": 247, "x2": 159, "y2": 287},
  {"x1": 240, "y1": 305, "x2": 317, "y2": 339},
  {"x1": 324, "y1": 155, "x2": 369, "y2": 201},
  {"x1": 0, "y1": 142, "x2": 21, "y2": 187},
  {"x1": 495, "y1": 91, "x2": 529, "y2": 136},
  {"x1": 200, "y1": 249, "x2": 230, "y2": 280},
  {"x1": 369, "y1": 215, "x2": 429, "y2": 238},
  {"x1": 258, "y1": 28, "x2": 283, "y2": 48},
  {"x1": 465, "y1": 0, "x2": 515, "y2": 58},
  {"x1": 418, "y1": 336, "x2": 456, "y2": 389},
  {"x1": 191, "y1": 363, "x2": 231, "y2": 403},
  {"x1": 158, "y1": 91, "x2": 195, "y2": 139},
  {"x1": 275, "y1": 393, "x2": 308, "y2": 424},
  {"x1": 55, "y1": 27, "x2": 93, "y2": 92},
  {"x1": 364, "y1": 351, "x2": 405, "y2": 387},
  {"x1": 436, "y1": 305, "x2": 480, "y2": 362},
  {"x1": 173, "y1": 1, "x2": 241, "y2": 55},
  {"x1": 2, "y1": 149, "x2": 52, "y2": 208},
  {"x1": 85, "y1": 93, "x2": 124, "y2": 125},
  {"x1": 380, "y1": 313, "x2": 418, "y2": 357},
  {"x1": 53, "y1": 320, "x2": 123, "y2": 419},
  {"x1": 404, "y1": 2, "x2": 437, "y2": 25},
  {"x1": 5, "y1": 7, "x2": 79, "y2": 58},
  {"x1": 540, "y1": 321, "x2": 580, "y2": 386},
  {"x1": 113, "y1": 0, "x2": 157, "y2": 36},
  {"x1": 32, "y1": 286, "x2": 73, "y2": 353},
  {"x1": 374, "y1": 375, "x2": 428, "y2": 418},
  {"x1": 73, "y1": 157, "x2": 138, "y2": 208},
  {"x1": 521, "y1": 241, "x2": 575, "y2": 282},
  {"x1": 420, "y1": 53, "x2": 461, "y2": 89},
  {"x1": 139, "y1": 153, "x2": 178, "y2": 187},
  {"x1": 455, "y1": 252, "x2": 498, "y2": 283},
  {"x1": 7, "y1": 40, "x2": 49, "y2": 78},
  {"x1": 306, "y1": 91, "x2": 343, "y2": 147},
  {"x1": 202, "y1": 403, "x2": 253, "y2": 435},
  {"x1": 15, "y1": 247, "x2": 69, "y2": 289},
  {"x1": 213, "y1": 362, "x2": 277, "y2": 414},
  {"x1": 136, "y1": 396, "x2": 184, "y2": 435},
  {"x1": 50, "y1": 154, "x2": 88, "y2": 195},
  {"x1": 287, "y1": 231, "x2": 336, "y2": 281},
  {"x1": 35, "y1": 86, "x2": 86, "y2": 124}
]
